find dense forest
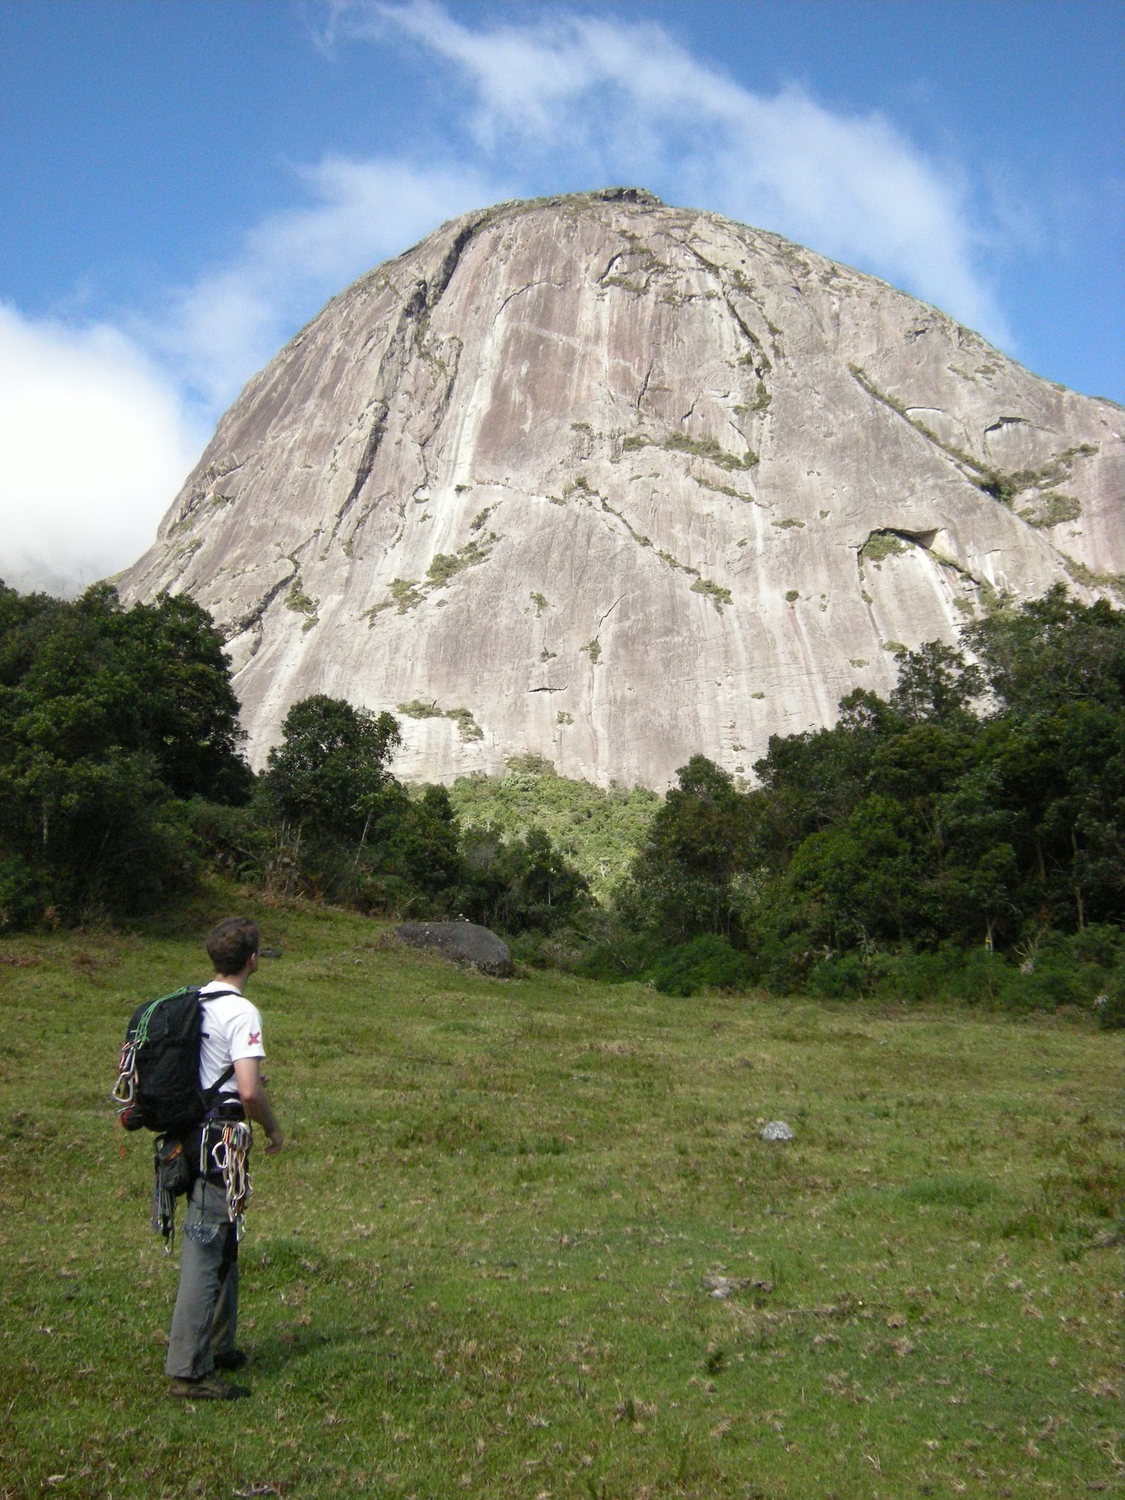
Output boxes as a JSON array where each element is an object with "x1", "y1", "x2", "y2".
[{"x1": 1, "y1": 579, "x2": 1120, "y2": 1018}]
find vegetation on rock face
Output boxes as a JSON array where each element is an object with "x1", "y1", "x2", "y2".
[
  {"x1": 447, "y1": 756, "x2": 659, "y2": 901},
  {"x1": 398, "y1": 700, "x2": 485, "y2": 741},
  {"x1": 690, "y1": 577, "x2": 733, "y2": 609},
  {"x1": 284, "y1": 578, "x2": 319, "y2": 627},
  {"x1": 860, "y1": 532, "x2": 910, "y2": 564}
]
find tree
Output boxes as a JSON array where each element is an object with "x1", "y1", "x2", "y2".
[
  {"x1": 261, "y1": 695, "x2": 401, "y2": 844},
  {"x1": 982, "y1": 698, "x2": 1125, "y2": 930},
  {"x1": 257, "y1": 696, "x2": 477, "y2": 913},
  {"x1": 744, "y1": 592, "x2": 1124, "y2": 953},
  {"x1": 786, "y1": 793, "x2": 923, "y2": 947},
  {"x1": 925, "y1": 761, "x2": 1021, "y2": 947},
  {"x1": 751, "y1": 691, "x2": 895, "y2": 861},
  {"x1": 621, "y1": 756, "x2": 754, "y2": 941},
  {"x1": 888, "y1": 640, "x2": 984, "y2": 727},
  {"x1": 456, "y1": 825, "x2": 590, "y2": 934},
  {"x1": 958, "y1": 594, "x2": 1124, "y2": 931},
  {"x1": 113, "y1": 590, "x2": 253, "y2": 802},
  {"x1": 374, "y1": 784, "x2": 466, "y2": 915},
  {"x1": 961, "y1": 585, "x2": 1124, "y2": 718},
  {"x1": 0, "y1": 583, "x2": 251, "y2": 926},
  {"x1": 3, "y1": 585, "x2": 250, "y2": 798}
]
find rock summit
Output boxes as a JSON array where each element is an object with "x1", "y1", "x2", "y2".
[{"x1": 119, "y1": 189, "x2": 1123, "y2": 787}]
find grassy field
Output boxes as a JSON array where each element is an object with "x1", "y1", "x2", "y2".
[{"x1": 0, "y1": 895, "x2": 1120, "y2": 1499}]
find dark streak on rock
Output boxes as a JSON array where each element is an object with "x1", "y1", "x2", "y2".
[{"x1": 335, "y1": 220, "x2": 487, "y2": 533}]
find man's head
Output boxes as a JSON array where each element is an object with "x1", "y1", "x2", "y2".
[{"x1": 206, "y1": 917, "x2": 261, "y2": 978}]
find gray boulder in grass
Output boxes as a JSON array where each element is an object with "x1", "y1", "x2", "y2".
[{"x1": 396, "y1": 921, "x2": 513, "y2": 976}]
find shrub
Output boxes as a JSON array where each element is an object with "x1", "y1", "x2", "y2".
[
  {"x1": 1017, "y1": 957, "x2": 1091, "y2": 1011},
  {"x1": 649, "y1": 934, "x2": 753, "y2": 996},
  {"x1": 574, "y1": 932, "x2": 666, "y2": 984},
  {"x1": 747, "y1": 931, "x2": 815, "y2": 994},
  {"x1": 184, "y1": 797, "x2": 270, "y2": 884},
  {"x1": 806, "y1": 952, "x2": 870, "y2": 1000},
  {"x1": 871, "y1": 946, "x2": 963, "y2": 1003},
  {"x1": 508, "y1": 931, "x2": 591, "y2": 972},
  {"x1": 1067, "y1": 923, "x2": 1125, "y2": 969},
  {"x1": 1096, "y1": 979, "x2": 1125, "y2": 1030},
  {"x1": 0, "y1": 853, "x2": 48, "y2": 933},
  {"x1": 956, "y1": 948, "x2": 1021, "y2": 1007}
]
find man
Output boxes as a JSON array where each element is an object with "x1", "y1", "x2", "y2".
[{"x1": 165, "y1": 917, "x2": 283, "y2": 1400}]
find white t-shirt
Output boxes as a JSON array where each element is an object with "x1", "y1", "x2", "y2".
[{"x1": 197, "y1": 980, "x2": 266, "y2": 1098}]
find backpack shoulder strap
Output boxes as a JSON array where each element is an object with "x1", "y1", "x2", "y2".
[
  {"x1": 196, "y1": 988, "x2": 241, "y2": 1104},
  {"x1": 202, "y1": 1065, "x2": 236, "y2": 1107}
]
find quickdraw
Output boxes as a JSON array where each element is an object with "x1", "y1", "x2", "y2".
[
  {"x1": 209, "y1": 1119, "x2": 253, "y2": 1232},
  {"x1": 111, "y1": 995, "x2": 164, "y2": 1112},
  {"x1": 111, "y1": 1037, "x2": 138, "y2": 1111}
]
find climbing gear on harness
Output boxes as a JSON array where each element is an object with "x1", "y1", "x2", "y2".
[
  {"x1": 151, "y1": 1117, "x2": 255, "y2": 1251},
  {"x1": 151, "y1": 1132, "x2": 193, "y2": 1250},
  {"x1": 209, "y1": 1119, "x2": 253, "y2": 1233},
  {"x1": 112, "y1": 987, "x2": 236, "y2": 1133}
]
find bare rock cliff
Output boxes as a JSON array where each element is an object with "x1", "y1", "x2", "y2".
[{"x1": 119, "y1": 189, "x2": 1124, "y2": 787}]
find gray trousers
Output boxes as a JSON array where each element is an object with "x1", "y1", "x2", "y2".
[{"x1": 164, "y1": 1174, "x2": 239, "y2": 1379}]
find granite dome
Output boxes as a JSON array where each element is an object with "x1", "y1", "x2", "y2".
[{"x1": 119, "y1": 189, "x2": 1124, "y2": 787}]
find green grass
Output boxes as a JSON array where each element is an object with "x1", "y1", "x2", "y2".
[{"x1": 1, "y1": 896, "x2": 1121, "y2": 1498}]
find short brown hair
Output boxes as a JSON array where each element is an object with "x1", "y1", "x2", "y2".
[{"x1": 206, "y1": 917, "x2": 260, "y2": 975}]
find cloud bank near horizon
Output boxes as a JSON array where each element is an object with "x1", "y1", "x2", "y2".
[
  {"x1": 3, "y1": 0, "x2": 1014, "y2": 597},
  {"x1": 0, "y1": 304, "x2": 206, "y2": 598}
]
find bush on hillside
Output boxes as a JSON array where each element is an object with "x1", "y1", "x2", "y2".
[
  {"x1": 806, "y1": 951, "x2": 876, "y2": 1000},
  {"x1": 649, "y1": 933, "x2": 755, "y2": 996}
]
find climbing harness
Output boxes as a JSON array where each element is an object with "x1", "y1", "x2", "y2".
[{"x1": 148, "y1": 1117, "x2": 254, "y2": 1252}]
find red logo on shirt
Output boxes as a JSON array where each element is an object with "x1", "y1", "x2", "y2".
[{"x1": 247, "y1": 1031, "x2": 261, "y2": 1047}]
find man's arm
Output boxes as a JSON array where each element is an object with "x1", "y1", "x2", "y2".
[{"x1": 233, "y1": 1056, "x2": 283, "y2": 1153}]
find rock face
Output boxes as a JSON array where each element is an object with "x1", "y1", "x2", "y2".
[{"x1": 118, "y1": 189, "x2": 1123, "y2": 788}]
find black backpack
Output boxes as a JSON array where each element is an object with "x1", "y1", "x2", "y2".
[{"x1": 112, "y1": 986, "x2": 237, "y2": 1133}]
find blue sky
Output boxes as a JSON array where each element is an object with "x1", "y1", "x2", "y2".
[{"x1": 1, "y1": 0, "x2": 1121, "y2": 595}]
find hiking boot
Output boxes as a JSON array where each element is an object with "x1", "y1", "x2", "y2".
[
  {"x1": 213, "y1": 1348, "x2": 248, "y2": 1371},
  {"x1": 169, "y1": 1374, "x2": 249, "y2": 1400}
]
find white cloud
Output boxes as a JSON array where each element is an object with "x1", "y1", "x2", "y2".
[
  {"x1": 2, "y1": 2, "x2": 1018, "y2": 599},
  {"x1": 147, "y1": 157, "x2": 511, "y2": 410},
  {"x1": 0, "y1": 159, "x2": 508, "y2": 598},
  {"x1": 344, "y1": 1, "x2": 1009, "y2": 343},
  {"x1": 0, "y1": 304, "x2": 206, "y2": 597}
]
